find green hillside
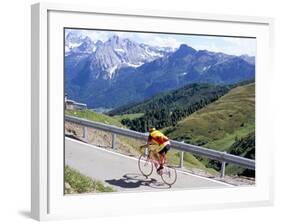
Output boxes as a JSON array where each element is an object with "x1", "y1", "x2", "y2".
[
  {"x1": 109, "y1": 83, "x2": 231, "y2": 132},
  {"x1": 226, "y1": 132, "x2": 255, "y2": 177},
  {"x1": 167, "y1": 83, "x2": 255, "y2": 149},
  {"x1": 166, "y1": 83, "x2": 255, "y2": 176},
  {"x1": 66, "y1": 109, "x2": 123, "y2": 127},
  {"x1": 109, "y1": 83, "x2": 230, "y2": 115},
  {"x1": 114, "y1": 113, "x2": 144, "y2": 122}
]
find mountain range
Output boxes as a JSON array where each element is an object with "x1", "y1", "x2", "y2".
[{"x1": 65, "y1": 31, "x2": 255, "y2": 109}]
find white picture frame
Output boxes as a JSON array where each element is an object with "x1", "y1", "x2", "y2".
[{"x1": 31, "y1": 2, "x2": 274, "y2": 221}]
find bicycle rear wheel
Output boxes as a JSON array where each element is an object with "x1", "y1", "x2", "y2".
[
  {"x1": 160, "y1": 166, "x2": 177, "y2": 186},
  {"x1": 138, "y1": 154, "x2": 153, "y2": 177}
]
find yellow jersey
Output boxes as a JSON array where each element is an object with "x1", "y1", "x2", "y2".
[{"x1": 148, "y1": 130, "x2": 170, "y2": 151}]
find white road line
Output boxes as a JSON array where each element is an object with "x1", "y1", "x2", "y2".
[{"x1": 66, "y1": 137, "x2": 234, "y2": 187}]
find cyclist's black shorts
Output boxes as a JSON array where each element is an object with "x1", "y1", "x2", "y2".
[{"x1": 159, "y1": 144, "x2": 171, "y2": 155}]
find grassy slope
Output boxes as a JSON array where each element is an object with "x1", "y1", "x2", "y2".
[
  {"x1": 64, "y1": 166, "x2": 115, "y2": 194},
  {"x1": 114, "y1": 113, "x2": 144, "y2": 122},
  {"x1": 66, "y1": 109, "x2": 123, "y2": 127},
  {"x1": 225, "y1": 132, "x2": 255, "y2": 176},
  {"x1": 167, "y1": 83, "x2": 255, "y2": 152}
]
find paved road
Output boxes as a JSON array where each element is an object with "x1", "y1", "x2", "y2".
[{"x1": 65, "y1": 138, "x2": 232, "y2": 192}]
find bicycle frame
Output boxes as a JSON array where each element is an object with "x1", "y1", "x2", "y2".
[
  {"x1": 147, "y1": 150, "x2": 161, "y2": 168},
  {"x1": 138, "y1": 148, "x2": 178, "y2": 186}
]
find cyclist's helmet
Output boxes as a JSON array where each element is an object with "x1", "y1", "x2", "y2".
[{"x1": 148, "y1": 127, "x2": 156, "y2": 133}]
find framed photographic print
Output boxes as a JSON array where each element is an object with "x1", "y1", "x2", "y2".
[{"x1": 31, "y1": 2, "x2": 274, "y2": 221}]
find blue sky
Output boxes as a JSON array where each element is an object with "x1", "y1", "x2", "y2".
[{"x1": 66, "y1": 29, "x2": 256, "y2": 56}]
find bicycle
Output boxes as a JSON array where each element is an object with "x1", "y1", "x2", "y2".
[{"x1": 138, "y1": 147, "x2": 177, "y2": 186}]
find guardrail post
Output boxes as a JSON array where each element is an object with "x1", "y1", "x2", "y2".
[
  {"x1": 220, "y1": 161, "x2": 226, "y2": 178},
  {"x1": 144, "y1": 147, "x2": 148, "y2": 156},
  {"x1": 179, "y1": 151, "x2": 184, "y2": 168},
  {"x1": 179, "y1": 141, "x2": 185, "y2": 168},
  {"x1": 112, "y1": 133, "x2": 116, "y2": 150},
  {"x1": 83, "y1": 126, "x2": 88, "y2": 142},
  {"x1": 220, "y1": 152, "x2": 227, "y2": 178}
]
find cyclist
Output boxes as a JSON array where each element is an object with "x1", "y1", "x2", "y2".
[{"x1": 140, "y1": 127, "x2": 171, "y2": 173}]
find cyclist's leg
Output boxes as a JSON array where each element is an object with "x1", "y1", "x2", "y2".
[
  {"x1": 157, "y1": 145, "x2": 171, "y2": 174},
  {"x1": 149, "y1": 150, "x2": 160, "y2": 167},
  {"x1": 158, "y1": 144, "x2": 171, "y2": 167},
  {"x1": 158, "y1": 152, "x2": 164, "y2": 166}
]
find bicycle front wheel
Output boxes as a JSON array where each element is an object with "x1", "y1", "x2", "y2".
[
  {"x1": 138, "y1": 154, "x2": 153, "y2": 177},
  {"x1": 161, "y1": 166, "x2": 177, "y2": 186}
]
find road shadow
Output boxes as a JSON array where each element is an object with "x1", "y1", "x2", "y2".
[{"x1": 105, "y1": 173, "x2": 170, "y2": 190}]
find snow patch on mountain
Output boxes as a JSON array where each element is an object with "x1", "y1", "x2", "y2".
[
  {"x1": 114, "y1": 48, "x2": 125, "y2": 53},
  {"x1": 124, "y1": 62, "x2": 144, "y2": 68},
  {"x1": 65, "y1": 31, "x2": 174, "y2": 80},
  {"x1": 109, "y1": 65, "x2": 118, "y2": 78},
  {"x1": 87, "y1": 35, "x2": 172, "y2": 79},
  {"x1": 203, "y1": 65, "x2": 211, "y2": 71}
]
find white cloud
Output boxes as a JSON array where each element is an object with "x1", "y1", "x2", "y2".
[
  {"x1": 154, "y1": 36, "x2": 182, "y2": 49},
  {"x1": 222, "y1": 37, "x2": 242, "y2": 44},
  {"x1": 190, "y1": 38, "x2": 256, "y2": 56},
  {"x1": 136, "y1": 34, "x2": 182, "y2": 49},
  {"x1": 65, "y1": 29, "x2": 114, "y2": 43},
  {"x1": 222, "y1": 37, "x2": 256, "y2": 56},
  {"x1": 191, "y1": 43, "x2": 221, "y2": 53},
  {"x1": 65, "y1": 29, "x2": 256, "y2": 56},
  {"x1": 81, "y1": 30, "x2": 111, "y2": 43}
]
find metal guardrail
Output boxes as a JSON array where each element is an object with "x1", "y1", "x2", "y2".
[{"x1": 65, "y1": 115, "x2": 255, "y2": 177}]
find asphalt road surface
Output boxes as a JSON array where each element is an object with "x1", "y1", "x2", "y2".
[{"x1": 65, "y1": 138, "x2": 232, "y2": 192}]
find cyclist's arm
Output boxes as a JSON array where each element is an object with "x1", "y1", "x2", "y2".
[
  {"x1": 140, "y1": 143, "x2": 148, "y2": 149},
  {"x1": 140, "y1": 142, "x2": 152, "y2": 149},
  {"x1": 140, "y1": 136, "x2": 153, "y2": 149}
]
